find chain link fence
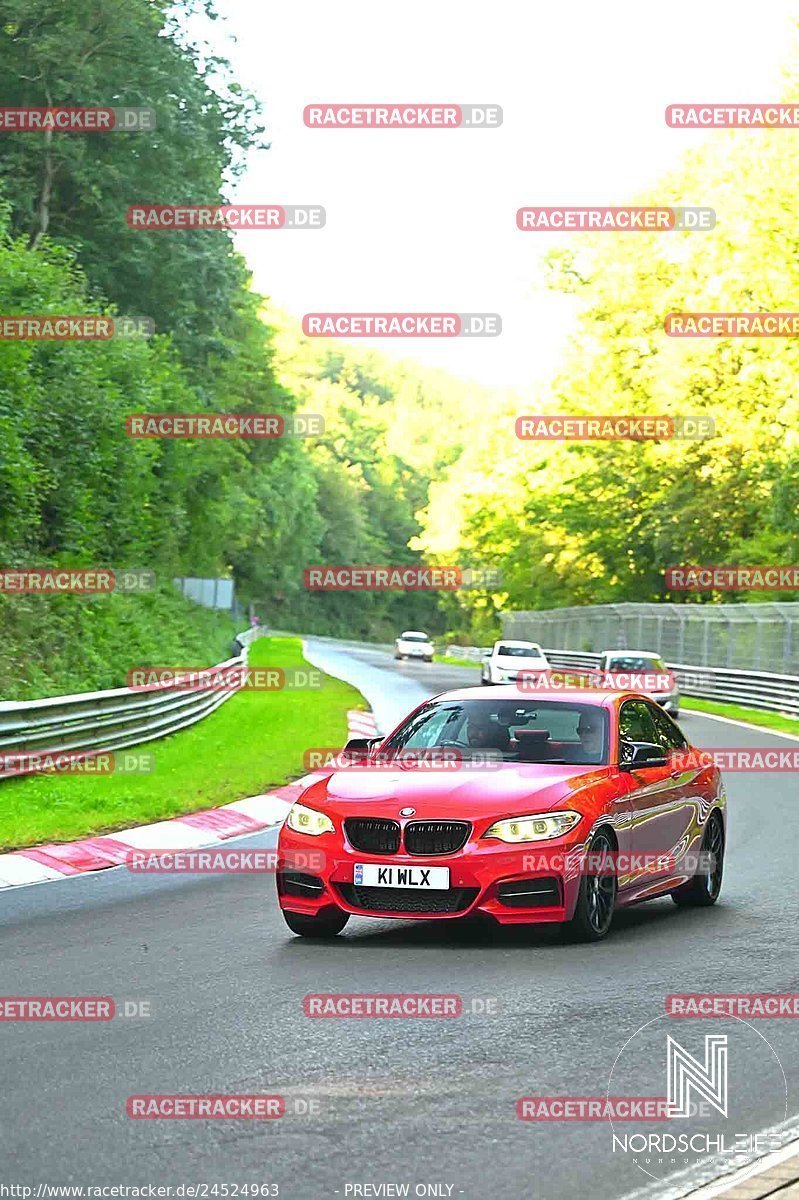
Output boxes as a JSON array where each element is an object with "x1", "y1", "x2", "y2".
[{"x1": 501, "y1": 602, "x2": 799, "y2": 675}]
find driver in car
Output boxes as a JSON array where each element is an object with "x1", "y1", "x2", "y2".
[
  {"x1": 464, "y1": 712, "x2": 510, "y2": 753},
  {"x1": 573, "y1": 712, "x2": 604, "y2": 762}
]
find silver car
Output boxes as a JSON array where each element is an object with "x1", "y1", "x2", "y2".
[{"x1": 598, "y1": 649, "x2": 680, "y2": 717}]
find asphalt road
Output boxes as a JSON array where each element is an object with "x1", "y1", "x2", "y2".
[{"x1": 2, "y1": 640, "x2": 798, "y2": 1200}]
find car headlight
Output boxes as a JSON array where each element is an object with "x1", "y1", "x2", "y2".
[
  {"x1": 286, "y1": 802, "x2": 335, "y2": 836},
  {"x1": 483, "y1": 811, "x2": 583, "y2": 843}
]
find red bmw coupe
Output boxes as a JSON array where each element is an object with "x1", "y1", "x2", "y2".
[{"x1": 276, "y1": 688, "x2": 725, "y2": 942}]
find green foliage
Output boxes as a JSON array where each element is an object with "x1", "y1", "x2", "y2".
[
  {"x1": 4, "y1": 0, "x2": 795, "y2": 673},
  {"x1": 416, "y1": 107, "x2": 799, "y2": 625},
  {"x1": 0, "y1": 585, "x2": 238, "y2": 699},
  {"x1": 263, "y1": 306, "x2": 501, "y2": 637},
  {"x1": 0, "y1": 0, "x2": 265, "y2": 362},
  {"x1": 0, "y1": 0, "x2": 489, "y2": 673}
]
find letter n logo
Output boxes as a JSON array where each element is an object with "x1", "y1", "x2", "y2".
[{"x1": 667, "y1": 1034, "x2": 728, "y2": 1118}]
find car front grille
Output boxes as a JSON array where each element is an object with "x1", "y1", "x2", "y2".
[
  {"x1": 337, "y1": 883, "x2": 478, "y2": 914},
  {"x1": 404, "y1": 820, "x2": 471, "y2": 855},
  {"x1": 344, "y1": 818, "x2": 401, "y2": 854}
]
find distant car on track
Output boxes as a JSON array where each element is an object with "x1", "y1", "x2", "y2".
[
  {"x1": 277, "y1": 687, "x2": 725, "y2": 943},
  {"x1": 481, "y1": 639, "x2": 549, "y2": 685},
  {"x1": 394, "y1": 630, "x2": 434, "y2": 662},
  {"x1": 598, "y1": 649, "x2": 680, "y2": 717}
]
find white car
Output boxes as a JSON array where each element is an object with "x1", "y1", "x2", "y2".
[
  {"x1": 598, "y1": 649, "x2": 680, "y2": 717},
  {"x1": 394, "y1": 631, "x2": 434, "y2": 662},
  {"x1": 481, "y1": 639, "x2": 550, "y2": 685}
]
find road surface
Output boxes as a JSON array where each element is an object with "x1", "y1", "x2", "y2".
[{"x1": 1, "y1": 639, "x2": 797, "y2": 1200}]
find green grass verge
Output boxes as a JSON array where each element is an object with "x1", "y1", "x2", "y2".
[
  {"x1": 0, "y1": 636, "x2": 365, "y2": 851},
  {"x1": 682, "y1": 695, "x2": 799, "y2": 737},
  {"x1": 434, "y1": 654, "x2": 482, "y2": 669}
]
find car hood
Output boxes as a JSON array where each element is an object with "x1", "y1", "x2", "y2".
[{"x1": 297, "y1": 762, "x2": 613, "y2": 821}]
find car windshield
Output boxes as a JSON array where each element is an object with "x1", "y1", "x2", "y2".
[
  {"x1": 400, "y1": 634, "x2": 429, "y2": 643},
  {"x1": 606, "y1": 655, "x2": 666, "y2": 671},
  {"x1": 383, "y1": 699, "x2": 609, "y2": 765},
  {"x1": 496, "y1": 645, "x2": 543, "y2": 658}
]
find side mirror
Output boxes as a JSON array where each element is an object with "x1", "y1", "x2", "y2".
[
  {"x1": 340, "y1": 737, "x2": 380, "y2": 762},
  {"x1": 623, "y1": 741, "x2": 668, "y2": 770}
]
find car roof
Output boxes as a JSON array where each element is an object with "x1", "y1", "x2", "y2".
[
  {"x1": 494, "y1": 639, "x2": 543, "y2": 649},
  {"x1": 399, "y1": 630, "x2": 429, "y2": 637},
  {"x1": 601, "y1": 648, "x2": 662, "y2": 657},
  {"x1": 424, "y1": 684, "x2": 633, "y2": 707}
]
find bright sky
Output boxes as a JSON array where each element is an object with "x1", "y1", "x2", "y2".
[{"x1": 208, "y1": 0, "x2": 797, "y2": 388}]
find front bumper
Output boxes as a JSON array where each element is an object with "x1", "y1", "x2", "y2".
[{"x1": 277, "y1": 826, "x2": 585, "y2": 925}]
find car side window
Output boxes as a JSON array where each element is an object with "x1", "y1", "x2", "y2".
[
  {"x1": 618, "y1": 700, "x2": 660, "y2": 765},
  {"x1": 648, "y1": 704, "x2": 688, "y2": 751}
]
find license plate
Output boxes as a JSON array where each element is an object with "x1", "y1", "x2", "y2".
[{"x1": 354, "y1": 863, "x2": 450, "y2": 889}]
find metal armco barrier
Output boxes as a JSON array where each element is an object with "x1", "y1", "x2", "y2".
[
  {"x1": 538, "y1": 650, "x2": 602, "y2": 672},
  {"x1": 447, "y1": 645, "x2": 799, "y2": 717},
  {"x1": 543, "y1": 649, "x2": 799, "y2": 715},
  {"x1": 665, "y1": 662, "x2": 799, "y2": 716},
  {"x1": 0, "y1": 627, "x2": 264, "y2": 777},
  {"x1": 444, "y1": 645, "x2": 491, "y2": 662}
]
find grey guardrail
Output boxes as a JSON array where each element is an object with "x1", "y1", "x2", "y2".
[
  {"x1": 443, "y1": 645, "x2": 491, "y2": 661},
  {"x1": 545, "y1": 649, "x2": 799, "y2": 715},
  {"x1": 447, "y1": 645, "x2": 799, "y2": 716},
  {"x1": 0, "y1": 627, "x2": 264, "y2": 776},
  {"x1": 664, "y1": 662, "x2": 799, "y2": 717}
]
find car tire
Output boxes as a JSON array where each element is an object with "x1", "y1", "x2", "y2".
[
  {"x1": 671, "y1": 811, "x2": 724, "y2": 908},
  {"x1": 564, "y1": 829, "x2": 618, "y2": 942},
  {"x1": 282, "y1": 908, "x2": 350, "y2": 938},
  {"x1": 424, "y1": 657, "x2": 433, "y2": 663},
  {"x1": 481, "y1": 676, "x2": 491, "y2": 686}
]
